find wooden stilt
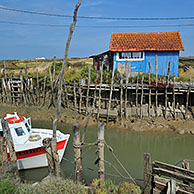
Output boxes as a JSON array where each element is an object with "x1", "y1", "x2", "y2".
[
  {"x1": 155, "y1": 55, "x2": 158, "y2": 117},
  {"x1": 144, "y1": 153, "x2": 152, "y2": 194},
  {"x1": 73, "y1": 124, "x2": 82, "y2": 183},
  {"x1": 107, "y1": 63, "x2": 115, "y2": 124},
  {"x1": 165, "y1": 62, "x2": 171, "y2": 119},
  {"x1": 73, "y1": 80, "x2": 77, "y2": 111},
  {"x1": 42, "y1": 66, "x2": 48, "y2": 107},
  {"x1": 97, "y1": 123, "x2": 105, "y2": 181},
  {"x1": 140, "y1": 75, "x2": 144, "y2": 119},
  {"x1": 173, "y1": 73, "x2": 176, "y2": 120},
  {"x1": 148, "y1": 62, "x2": 151, "y2": 117},
  {"x1": 97, "y1": 64, "x2": 103, "y2": 121},
  {"x1": 86, "y1": 65, "x2": 91, "y2": 114}
]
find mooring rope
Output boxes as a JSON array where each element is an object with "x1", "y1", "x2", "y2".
[{"x1": 104, "y1": 141, "x2": 137, "y2": 185}]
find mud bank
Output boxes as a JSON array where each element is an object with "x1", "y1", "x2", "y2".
[{"x1": 0, "y1": 105, "x2": 194, "y2": 135}]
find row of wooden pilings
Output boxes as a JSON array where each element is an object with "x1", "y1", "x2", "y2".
[{"x1": 43, "y1": 122, "x2": 105, "y2": 183}]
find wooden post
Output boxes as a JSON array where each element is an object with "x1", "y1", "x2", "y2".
[
  {"x1": 73, "y1": 124, "x2": 82, "y2": 183},
  {"x1": 148, "y1": 62, "x2": 151, "y2": 117},
  {"x1": 53, "y1": 56, "x2": 56, "y2": 82},
  {"x1": 48, "y1": 64, "x2": 55, "y2": 108},
  {"x1": 4, "y1": 61, "x2": 7, "y2": 80},
  {"x1": 167, "y1": 179, "x2": 176, "y2": 194},
  {"x1": 136, "y1": 64, "x2": 142, "y2": 118},
  {"x1": 140, "y1": 75, "x2": 144, "y2": 119},
  {"x1": 155, "y1": 55, "x2": 158, "y2": 117},
  {"x1": 79, "y1": 81, "x2": 82, "y2": 113},
  {"x1": 73, "y1": 80, "x2": 77, "y2": 111},
  {"x1": 182, "y1": 160, "x2": 190, "y2": 185},
  {"x1": 125, "y1": 62, "x2": 130, "y2": 119},
  {"x1": 97, "y1": 123, "x2": 105, "y2": 181},
  {"x1": 42, "y1": 138, "x2": 54, "y2": 175},
  {"x1": 1, "y1": 119, "x2": 18, "y2": 176},
  {"x1": 173, "y1": 73, "x2": 176, "y2": 120},
  {"x1": 0, "y1": 136, "x2": 9, "y2": 174},
  {"x1": 41, "y1": 66, "x2": 48, "y2": 107},
  {"x1": 36, "y1": 68, "x2": 40, "y2": 105},
  {"x1": 120, "y1": 78, "x2": 123, "y2": 120},
  {"x1": 64, "y1": 79, "x2": 69, "y2": 108},
  {"x1": 144, "y1": 153, "x2": 152, "y2": 194},
  {"x1": 97, "y1": 64, "x2": 103, "y2": 121},
  {"x1": 165, "y1": 62, "x2": 171, "y2": 119},
  {"x1": 185, "y1": 86, "x2": 191, "y2": 119},
  {"x1": 86, "y1": 65, "x2": 91, "y2": 114},
  {"x1": 106, "y1": 63, "x2": 115, "y2": 124}
]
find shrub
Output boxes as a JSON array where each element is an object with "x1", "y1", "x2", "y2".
[{"x1": 0, "y1": 177, "x2": 17, "y2": 194}]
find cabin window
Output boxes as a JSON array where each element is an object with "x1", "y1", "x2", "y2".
[
  {"x1": 117, "y1": 52, "x2": 144, "y2": 61},
  {"x1": 25, "y1": 123, "x2": 30, "y2": 132},
  {"x1": 15, "y1": 127, "x2": 26, "y2": 136}
]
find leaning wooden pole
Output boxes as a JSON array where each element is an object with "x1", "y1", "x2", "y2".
[
  {"x1": 97, "y1": 123, "x2": 105, "y2": 181},
  {"x1": 52, "y1": 0, "x2": 82, "y2": 177},
  {"x1": 73, "y1": 124, "x2": 82, "y2": 183}
]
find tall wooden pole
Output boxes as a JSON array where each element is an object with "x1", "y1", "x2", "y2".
[
  {"x1": 173, "y1": 73, "x2": 176, "y2": 120},
  {"x1": 97, "y1": 64, "x2": 103, "y2": 121},
  {"x1": 140, "y1": 75, "x2": 144, "y2": 119},
  {"x1": 155, "y1": 55, "x2": 158, "y2": 117},
  {"x1": 106, "y1": 63, "x2": 115, "y2": 124},
  {"x1": 73, "y1": 124, "x2": 82, "y2": 183},
  {"x1": 148, "y1": 62, "x2": 151, "y2": 117},
  {"x1": 86, "y1": 65, "x2": 91, "y2": 114},
  {"x1": 97, "y1": 123, "x2": 105, "y2": 181},
  {"x1": 144, "y1": 153, "x2": 152, "y2": 194}
]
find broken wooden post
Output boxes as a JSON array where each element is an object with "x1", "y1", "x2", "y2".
[
  {"x1": 42, "y1": 138, "x2": 54, "y2": 175},
  {"x1": 73, "y1": 124, "x2": 82, "y2": 183},
  {"x1": 167, "y1": 179, "x2": 176, "y2": 194},
  {"x1": 1, "y1": 119, "x2": 18, "y2": 176},
  {"x1": 182, "y1": 160, "x2": 190, "y2": 185},
  {"x1": 97, "y1": 122, "x2": 105, "y2": 181},
  {"x1": 144, "y1": 153, "x2": 152, "y2": 194},
  {"x1": 155, "y1": 55, "x2": 158, "y2": 117}
]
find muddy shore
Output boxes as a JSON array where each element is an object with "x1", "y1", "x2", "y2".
[{"x1": 0, "y1": 104, "x2": 194, "y2": 135}]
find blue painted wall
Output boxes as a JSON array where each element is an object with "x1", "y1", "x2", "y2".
[{"x1": 113, "y1": 51, "x2": 179, "y2": 77}]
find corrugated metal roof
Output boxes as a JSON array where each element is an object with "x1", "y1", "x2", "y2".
[{"x1": 109, "y1": 32, "x2": 184, "y2": 52}]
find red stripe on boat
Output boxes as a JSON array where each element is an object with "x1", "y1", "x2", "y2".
[{"x1": 8, "y1": 139, "x2": 67, "y2": 160}]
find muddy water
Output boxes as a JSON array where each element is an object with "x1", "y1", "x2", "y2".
[{"x1": 19, "y1": 121, "x2": 194, "y2": 186}]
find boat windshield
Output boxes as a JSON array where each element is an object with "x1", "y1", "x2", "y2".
[
  {"x1": 14, "y1": 127, "x2": 26, "y2": 136},
  {"x1": 25, "y1": 123, "x2": 31, "y2": 132}
]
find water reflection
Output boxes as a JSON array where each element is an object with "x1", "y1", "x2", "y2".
[{"x1": 20, "y1": 121, "x2": 194, "y2": 186}]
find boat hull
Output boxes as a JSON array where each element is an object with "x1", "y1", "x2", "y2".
[{"x1": 14, "y1": 138, "x2": 69, "y2": 170}]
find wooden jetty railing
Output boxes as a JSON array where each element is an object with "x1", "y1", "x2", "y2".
[
  {"x1": 1, "y1": 63, "x2": 194, "y2": 121},
  {"x1": 144, "y1": 153, "x2": 194, "y2": 194}
]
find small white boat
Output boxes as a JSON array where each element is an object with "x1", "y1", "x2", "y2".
[{"x1": 0, "y1": 113, "x2": 70, "y2": 170}]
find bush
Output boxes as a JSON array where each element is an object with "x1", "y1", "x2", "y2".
[
  {"x1": 18, "y1": 177, "x2": 86, "y2": 194},
  {"x1": 0, "y1": 177, "x2": 17, "y2": 194},
  {"x1": 90, "y1": 179, "x2": 141, "y2": 194}
]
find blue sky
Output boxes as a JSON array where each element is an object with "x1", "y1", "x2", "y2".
[{"x1": 0, "y1": 0, "x2": 194, "y2": 59}]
